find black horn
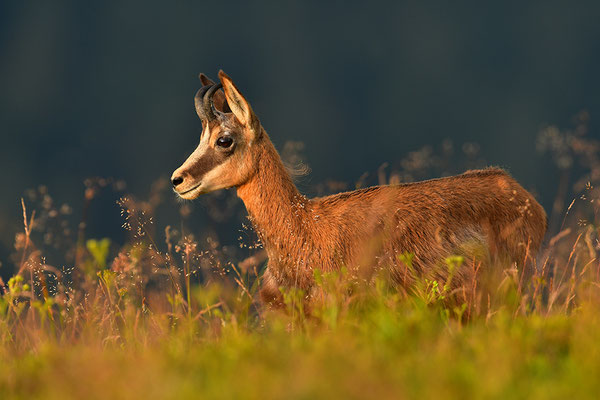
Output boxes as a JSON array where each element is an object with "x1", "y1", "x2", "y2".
[
  {"x1": 203, "y1": 83, "x2": 223, "y2": 121},
  {"x1": 194, "y1": 85, "x2": 213, "y2": 120}
]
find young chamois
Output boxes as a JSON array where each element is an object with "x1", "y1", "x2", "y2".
[{"x1": 171, "y1": 71, "x2": 547, "y2": 308}]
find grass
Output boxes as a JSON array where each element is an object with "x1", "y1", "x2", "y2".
[
  {"x1": 1, "y1": 268, "x2": 600, "y2": 399},
  {"x1": 2, "y1": 115, "x2": 600, "y2": 399},
  {"x1": 1, "y1": 200, "x2": 599, "y2": 400}
]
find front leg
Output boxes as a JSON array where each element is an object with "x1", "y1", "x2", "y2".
[{"x1": 259, "y1": 267, "x2": 284, "y2": 308}]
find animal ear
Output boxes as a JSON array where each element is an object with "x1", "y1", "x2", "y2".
[
  {"x1": 219, "y1": 70, "x2": 258, "y2": 132},
  {"x1": 199, "y1": 73, "x2": 230, "y2": 113},
  {"x1": 199, "y1": 73, "x2": 215, "y2": 86}
]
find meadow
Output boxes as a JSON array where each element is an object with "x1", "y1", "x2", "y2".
[{"x1": 1, "y1": 113, "x2": 600, "y2": 399}]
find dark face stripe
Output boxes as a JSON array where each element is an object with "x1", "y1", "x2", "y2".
[{"x1": 188, "y1": 146, "x2": 231, "y2": 179}]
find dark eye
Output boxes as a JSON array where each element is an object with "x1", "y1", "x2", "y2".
[{"x1": 216, "y1": 136, "x2": 233, "y2": 148}]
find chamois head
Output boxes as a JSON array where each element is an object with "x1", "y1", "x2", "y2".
[{"x1": 171, "y1": 71, "x2": 262, "y2": 199}]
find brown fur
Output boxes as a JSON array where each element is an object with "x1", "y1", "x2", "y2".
[{"x1": 172, "y1": 71, "x2": 548, "y2": 308}]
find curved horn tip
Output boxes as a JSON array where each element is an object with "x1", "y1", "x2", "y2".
[
  {"x1": 203, "y1": 83, "x2": 224, "y2": 121},
  {"x1": 195, "y1": 85, "x2": 213, "y2": 119}
]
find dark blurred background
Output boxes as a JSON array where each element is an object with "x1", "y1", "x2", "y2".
[{"x1": 1, "y1": 1, "x2": 599, "y2": 275}]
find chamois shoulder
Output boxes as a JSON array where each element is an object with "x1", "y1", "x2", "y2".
[
  {"x1": 459, "y1": 167, "x2": 508, "y2": 178},
  {"x1": 312, "y1": 186, "x2": 385, "y2": 207}
]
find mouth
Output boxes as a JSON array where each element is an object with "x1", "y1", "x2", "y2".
[{"x1": 174, "y1": 183, "x2": 202, "y2": 198}]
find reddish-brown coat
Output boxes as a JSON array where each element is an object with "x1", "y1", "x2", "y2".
[
  {"x1": 173, "y1": 71, "x2": 548, "y2": 307},
  {"x1": 236, "y1": 131, "x2": 546, "y2": 306}
]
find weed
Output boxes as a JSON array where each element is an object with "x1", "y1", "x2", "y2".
[{"x1": 1, "y1": 127, "x2": 600, "y2": 399}]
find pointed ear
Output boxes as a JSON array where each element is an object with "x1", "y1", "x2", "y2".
[
  {"x1": 219, "y1": 70, "x2": 258, "y2": 131},
  {"x1": 199, "y1": 73, "x2": 215, "y2": 86},
  {"x1": 199, "y1": 73, "x2": 230, "y2": 113}
]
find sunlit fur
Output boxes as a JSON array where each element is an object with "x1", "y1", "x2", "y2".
[{"x1": 173, "y1": 71, "x2": 548, "y2": 309}]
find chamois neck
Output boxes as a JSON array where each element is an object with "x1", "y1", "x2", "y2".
[{"x1": 236, "y1": 136, "x2": 310, "y2": 249}]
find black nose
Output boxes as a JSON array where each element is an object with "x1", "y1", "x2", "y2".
[{"x1": 172, "y1": 176, "x2": 184, "y2": 187}]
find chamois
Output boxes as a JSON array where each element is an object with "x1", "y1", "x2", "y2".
[{"x1": 171, "y1": 71, "x2": 547, "y2": 307}]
